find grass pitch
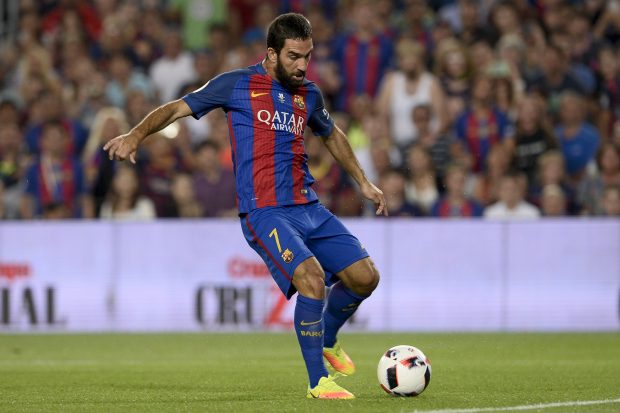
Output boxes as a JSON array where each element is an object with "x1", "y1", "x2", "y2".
[{"x1": 0, "y1": 333, "x2": 619, "y2": 412}]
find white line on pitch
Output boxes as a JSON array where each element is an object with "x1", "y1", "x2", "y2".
[{"x1": 411, "y1": 397, "x2": 620, "y2": 413}]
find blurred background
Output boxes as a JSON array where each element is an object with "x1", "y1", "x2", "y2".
[{"x1": 0, "y1": 0, "x2": 618, "y2": 333}]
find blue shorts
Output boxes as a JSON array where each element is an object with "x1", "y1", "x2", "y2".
[{"x1": 240, "y1": 201, "x2": 369, "y2": 299}]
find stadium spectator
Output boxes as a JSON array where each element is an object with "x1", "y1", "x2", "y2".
[
  {"x1": 595, "y1": 46, "x2": 620, "y2": 140},
  {"x1": 484, "y1": 172, "x2": 540, "y2": 219},
  {"x1": 192, "y1": 140, "x2": 236, "y2": 218},
  {"x1": 431, "y1": 163, "x2": 483, "y2": 217},
  {"x1": 578, "y1": 143, "x2": 620, "y2": 215},
  {"x1": 529, "y1": 150, "x2": 577, "y2": 213},
  {"x1": 435, "y1": 39, "x2": 471, "y2": 123},
  {"x1": 473, "y1": 144, "x2": 511, "y2": 207},
  {"x1": 306, "y1": 132, "x2": 359, "y2": 216},
  {"x1": 82, "y1": 107, "x2": 130, "y2": 216},
  {"x1": 332, "y1": 0, "x2": 393, "y2": 111},
  {"x1": 405, "y1": 104, "x2": 454, "y2": 185},
  {"x1": 453, "y1": 75, "x2": 514, "y2": 172},
  {"x1": 540, "y1": 184, "x2": 568, "y2": 217},
  {"x1": 100, "y1": 165, "x2": 156, "y2": 220},
  {"x1": 527, "y1": 44, "x2": 588, "y2": 115},
  {"x1": 140, "y1": 135, "x2": 181, "y2": 218},
  {"x1": 379, "y1": 168, "x2": 422, "y2": 218},
  {"x1": 20, "y1": 121, "x2": 92, "y2": 219},
  {"x1": 0, "y1": 121, "x2": 26, "y2": 220},
  {"x1": 105, "y1": 52, "x2": 155, "y2": 109},
  {"x1": 376, "y1": 38, "x2": 448, "y2": 151},
  {"x1": 403, "y1": 143, "x2": 439, "y2": 214},
  {"x1": 168, "y1": 0, "x2": 228, "y2": 50},
  {"x1": 554, "y1": 92, "x2": 600, "y2": 180},
  {"x1": 599, "y1": 185, "x2": 620, "y2": 216},
  {"x1": 149, "y1": 29, "x2": 196, "y2": 103},
  {"x1": 513, "y1": 96, "x2": 558, "y2": 184},
  {"x1": 24, "y1": 91, "x2": 88, "y2": 158},
  {"x1": 171, "y1": 173, "x2": 202, "y2": 218}
]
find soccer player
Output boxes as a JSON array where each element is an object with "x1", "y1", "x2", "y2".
[{"x1": 104, "y1": 13, "x2": 386, "y2": 399}]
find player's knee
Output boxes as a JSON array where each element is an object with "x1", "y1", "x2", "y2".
[
  {"x1": 293, "y1": 264, "x2": 326, "y2": 299},
  {"x1": 352, "y1": 260, "x2": 380, "y2": 296}
]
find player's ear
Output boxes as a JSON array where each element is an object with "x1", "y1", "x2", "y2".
[{"x1": 267, "y1": 48, "x2": 278, "y2": 64}]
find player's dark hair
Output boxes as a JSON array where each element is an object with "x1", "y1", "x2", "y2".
[{"x1": 267, "y1": 13, "x2": 312, "y2": 55}]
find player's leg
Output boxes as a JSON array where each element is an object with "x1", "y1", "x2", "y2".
[
  {"x1": 293, "y1": 257, "x2": 354, "y2": 399},
  {"x1": 305, "y1": 203, "x2": 380, "y2": 374},
  {"x1": 290, "y1": 256, "x2": 330, "y2": 387},
  {"x1": 240, "y1": 208, "x2": 352, "y2": 398},
  {"x1": 326, "y1": 257, "x2": 379, "y2": 344}
]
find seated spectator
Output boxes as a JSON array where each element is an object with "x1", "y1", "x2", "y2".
[
  {"x1": 529, "y1": 150, "x2": 577, "y2": 212},
  {"x1": 484, "y1": 173, "x2": 541, "y2": 219},
  {"x1": 435, "y1": 39, "x2": 472, "y2": 123},
  {"x1": 82, "y1": 107, "x2": 130, "y2": 215},
  {"x1": 0, "y1": 123, "x2": 27, "y2": 219},
  {"x1": 409, "y1": 104, "x2": 453, "y2": 182},
  {"x1": 331, "y1": 0, "x2": 393, "y2": 111},
  {"x1": 596, "y1": 46, "x2": 620, "y2": 139},
  {"x1": 105, "y1": 52, "x2": 155, "y2": 109},
  {"x1": 192, "y1": 141, "x2": 237, "y2": 218},
  {"x1": 453, "y1": 75, "x2": 514, "y2": 172},
  {"x1": 540, "y1": 184, "x2": 567, "y2": 217},
  {"x1": 24, "y1": 91, "x2": 88, "y2": 157},
  {"x1": 379, "y1": 168, "x2": 422, "y2": 218},
  {"x1": 431, "y1": 163, "x2": 483, "y2": 218},
  {"x1": 306, "y1": 133, "x2": 358, "y2": 216},
  {"x1": 513, "y1": 96, "x2": 558, "y2": 184},
  {"x1": 403, "y1": 143, "x2": 438, "y2": 214},
  {"x1": 599, "y1": 186, "x2": 620, "y2": 216},
  {"x1": 140, "y1": 135, "x2": 181, "y2": 218},
  {"x1": 554, "y1": 92, "x2": 600, "y2": 180},
  {"x1": 473, "y1": 144, "x2": 512, "y2": 207},
  {"x1": 578, "y1": 143, "x2": 620, "y2": 215},
  {"x1": 527, "y1": 43, "x2": 588, "y2": 115},
  {"x1": 375, "y1": 38, "x2": 447, "y2": 150},
  {"x1": 150, "y1": 29, "x2": 196, "y2": 103},
  {"x1": 100, "y1": 165, "x2": 156, "y2": 220},
  {"x1": 171, "y1": 173, "x2": 202, "y2": 218},
  {"x1": 20, "y1": 121, "x2": 93, "y2": 219}
]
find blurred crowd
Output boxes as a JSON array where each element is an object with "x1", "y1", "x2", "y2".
[{"x1": 1, "y1": 0, "x2": 620, "y2": 220}]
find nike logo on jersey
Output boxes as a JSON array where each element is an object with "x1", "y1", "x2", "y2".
[
  {"x1": 300, "y1": 319, "x2": 322, "y2": 326},
  {"x1": 251, "y1": 91, "x2": 269, "y2": 98}
]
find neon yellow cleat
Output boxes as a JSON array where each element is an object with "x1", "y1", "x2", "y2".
[
  {"x1": 323, "y1": 341, "x2": 356, "y2": 376},
  {"x1": 307, "y1": 375, "x2": 355, "y2": 399}
]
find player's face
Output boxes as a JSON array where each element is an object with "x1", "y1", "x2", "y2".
[{"x1": 274, "y1": 38, "x2": 313, "y2": 90}]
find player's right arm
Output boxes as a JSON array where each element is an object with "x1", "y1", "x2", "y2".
[
  {"x1": 104, "y1": 99, "x2": 192, "y2": 163},
  {"x1": 104, "y1": 70, "x2": 240, "y2": 163}
]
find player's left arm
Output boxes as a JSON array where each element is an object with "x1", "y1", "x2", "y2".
[{"x1": 321, "y1": 125, "x2": 388, "y2": 216}]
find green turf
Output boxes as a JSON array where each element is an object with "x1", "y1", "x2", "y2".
[{"x1": 0, "y1": 333, "x2": 619, "y2": 412}]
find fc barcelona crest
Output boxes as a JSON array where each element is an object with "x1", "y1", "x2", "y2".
[
  {"x1": 281, "y1": 248, "x2": 294, "y2": 263},
  {"x1": 293, "y1": 95, "x2": 305, "y2": 110}
]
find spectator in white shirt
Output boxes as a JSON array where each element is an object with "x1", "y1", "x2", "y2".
[
  {"x1": 149, "y1": 29, "x2": 196, "y2": 103},
  {"x1": 484, "y1": 173, "x2": 541, "y2": 219}
]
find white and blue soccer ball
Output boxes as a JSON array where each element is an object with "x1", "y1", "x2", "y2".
[{"x1": 377, "y1": 345, "x2": 432, "y2": 397}]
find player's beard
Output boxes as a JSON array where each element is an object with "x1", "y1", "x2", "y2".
[{"x1": 275, "y1": 57, "x2": 305, "y2": 91}]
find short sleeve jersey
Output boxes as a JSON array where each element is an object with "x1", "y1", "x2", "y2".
[{"x1": 182, "y1": 62, "x2": 334, "y2": 214}]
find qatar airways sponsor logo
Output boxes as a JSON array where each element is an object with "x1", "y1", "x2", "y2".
[{"x1": 256, "y1": 110, "x2": 305, "y2": 136}]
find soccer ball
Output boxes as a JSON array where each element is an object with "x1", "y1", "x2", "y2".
[{"x1": 377, "y1": 345, "x2": 432, "y2": 397}]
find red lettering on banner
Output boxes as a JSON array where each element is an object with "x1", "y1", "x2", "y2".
[
  {"x1": 227, "y1": 257, "x2": 270, "y2": 278},
  {"x1": 0, "y1": 263, "x2": 32, "y2": 281},
  {"x1": 265, "y1": 286, "x2": 293, "y2": 328}
]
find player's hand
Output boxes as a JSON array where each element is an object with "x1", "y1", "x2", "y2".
[
  {"x1": 103, "y1": 133, "x2": 140, "y2": 164},
  {"x1": 360, "y1": 181, "x2": 388, "y2": 216}
]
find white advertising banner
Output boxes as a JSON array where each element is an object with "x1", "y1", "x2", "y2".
[{"x1": 0, "y1": 219, "x2": 618, "y2": 332}]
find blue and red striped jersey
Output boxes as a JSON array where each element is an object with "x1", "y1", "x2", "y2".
[{"x1": 182, "y1": 62, "x2": 335, "y2": 214}]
